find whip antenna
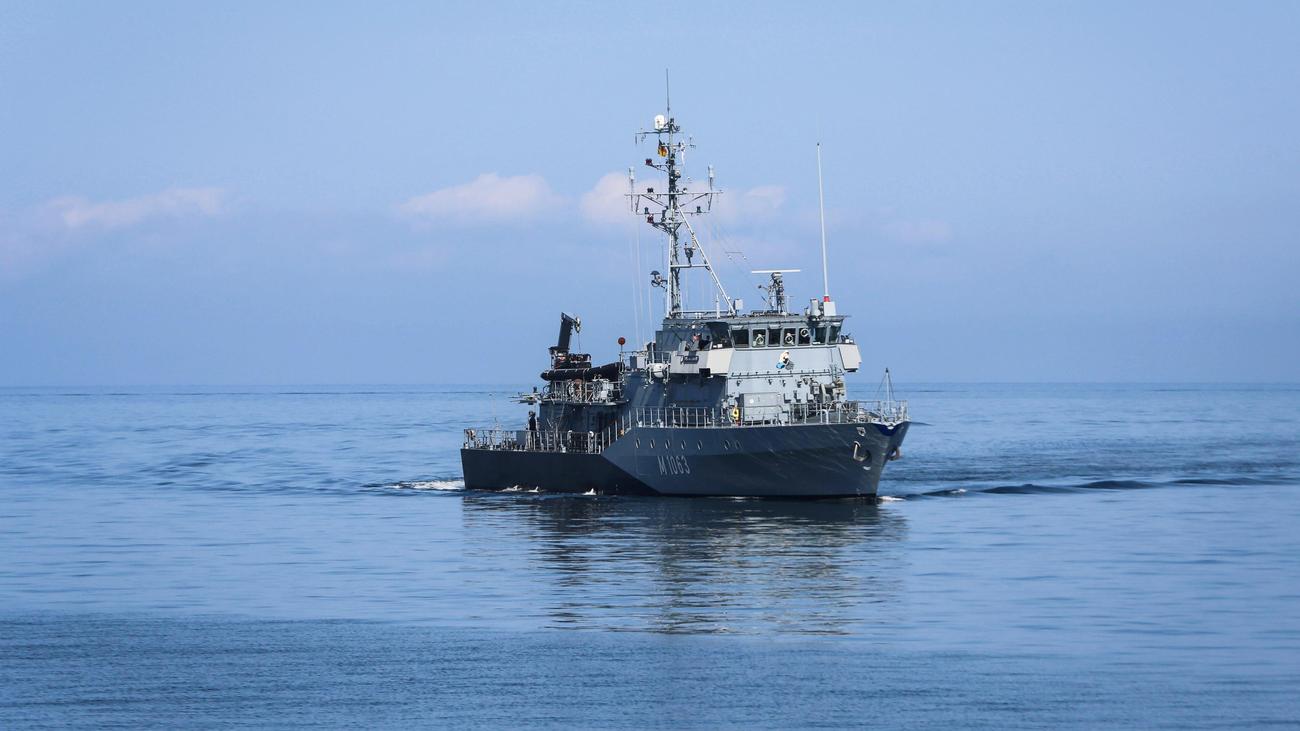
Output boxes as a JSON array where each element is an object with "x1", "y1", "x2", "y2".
[{"x1": 817, "y1": 142, "x2": 830, "y2": 300}]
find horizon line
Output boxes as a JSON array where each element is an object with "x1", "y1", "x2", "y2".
[{"x1": 1, "y1": 380, "x2": 1297, "y2": 390}]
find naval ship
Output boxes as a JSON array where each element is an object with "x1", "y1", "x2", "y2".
[{"x1": 461, "y1": 106, "x2": 909, "y2": 498}]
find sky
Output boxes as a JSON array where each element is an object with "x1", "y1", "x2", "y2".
[{"x1": 1, "y1": 1, "x2": 1297, "y2": 385}]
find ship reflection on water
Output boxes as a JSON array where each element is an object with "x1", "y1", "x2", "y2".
[{"x1": 459, "y1": 495, "x2": 908, "y2": 635}]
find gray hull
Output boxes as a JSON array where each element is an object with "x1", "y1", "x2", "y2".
[{"x1": 461, "y1": 421, "x2": 908, "y2": 498}]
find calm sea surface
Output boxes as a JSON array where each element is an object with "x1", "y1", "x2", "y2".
[{"x1": 2, "y1": 383, "x2": 1298, "y2": 728}]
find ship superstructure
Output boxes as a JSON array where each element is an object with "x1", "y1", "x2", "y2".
[{"x1": 461, "y1": 103, "x2": 909, "y2": 498}]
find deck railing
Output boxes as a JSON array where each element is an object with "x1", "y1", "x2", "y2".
[
  {"x1": 463, "y1": 399, "x2": 908, "y2": 453},
  {"x1": 462, "y1": 427, "x2": 614, "y2": 455}
]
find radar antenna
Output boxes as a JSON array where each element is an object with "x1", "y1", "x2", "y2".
[{"x1": 751, "y1": 269, "x2": 801, "y2": 314}]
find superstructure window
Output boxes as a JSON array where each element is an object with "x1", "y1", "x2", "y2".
[
  {"x1": 752, "y1": 328, "x2": 767, "y2": 347},
  {"x1": 813, "y1": 326, "x2": 827, "y2": 344},
  {"x1": 798, "y1": 327, "x2": 811, "y2": 345},
  {"x1": 828, "y1": 325, "x2": 841, "y2": 343},
  {"x1": 733, "y1": 327, "x2": 750, "y2": 348},
  {"x1": 782, "y1": 328, "x2": 796, "y2": 346},
  {"x1": 767, "y1": 328, "x2": 782, "y2": 347}
]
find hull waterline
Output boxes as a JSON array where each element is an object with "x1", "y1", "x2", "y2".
[{"x1": 462, "y1": 421, "x2": 908, "y2": 498}]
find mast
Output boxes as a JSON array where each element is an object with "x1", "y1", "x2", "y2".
[{"x1": 629, "y1": 91, "x2": 727, "y2": 319}]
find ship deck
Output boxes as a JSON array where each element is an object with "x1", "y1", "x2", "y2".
[{"x1": 463, "y1": 400, "x2": 908, "y2": 455}]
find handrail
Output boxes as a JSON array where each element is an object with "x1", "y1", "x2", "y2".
[
  {"x1": 463, "y1": 399, "x2": 909, "y2": 454},
  {"x1": 462, "y1": 427, "x2": 614, "y2": 455}
]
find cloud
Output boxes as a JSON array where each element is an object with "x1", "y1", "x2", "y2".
[
  {"x1": 881, "y1": 219, "x2": 953, "y2": 245},
  {"x1": 579, "y1": 171, "x2": 638, "y2": 227},
  {"x1": 399, "y1": 173, "x2": 564, "y2": 224},
  {"x1": 712, "y1": 184, "x2": 787, "y2": 224},
  {"x1": 44, "y1": 187, "x2": 225, "y2": 230},
  {"x1": 1, "y1": 188, "x2": 226, "y2": 281}
]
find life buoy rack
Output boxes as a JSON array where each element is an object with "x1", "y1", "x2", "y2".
[{"x1": 730, "y1": 406, "x2": 741, "y2": 424}]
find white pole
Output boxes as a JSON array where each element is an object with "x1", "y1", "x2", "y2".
[{"x1": 817, "y1": 143, "x2": 830, "y2": 300}]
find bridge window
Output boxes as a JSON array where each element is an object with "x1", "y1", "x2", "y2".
[
  {"x1": 782, "y1": 328, "x2": 796, "y2": 346},
  {"x1": 798, "y1": 327, "x2": 811, "y2": 345},
  {"x1": 767, "y1": 328, "x2": 782, "y2": 347},
  {"x1": 733, "y1": 327, "x2": 750, "y2": 348},
  {"x1": 828, "y1": 325, "x2": 841, "y2": 343},
  {"x1": 751, "y1": 328, "x2": 767, "y2": 347},
  {"x1": 814, "y1": 326, "x2": 827, "y2": 344}
]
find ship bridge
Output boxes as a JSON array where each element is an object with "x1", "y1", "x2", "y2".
[{"x1": 647, "y1": 309, "x2": 860, "y2": 377}]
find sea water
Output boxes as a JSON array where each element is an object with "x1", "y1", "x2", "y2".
[{"x1": 1, "y1": 384, "x2": 1297, "y2": 728}]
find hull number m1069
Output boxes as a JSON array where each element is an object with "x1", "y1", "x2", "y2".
[{"x1": 658, "y1": 454, "x2": 691, "y2": 476}]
